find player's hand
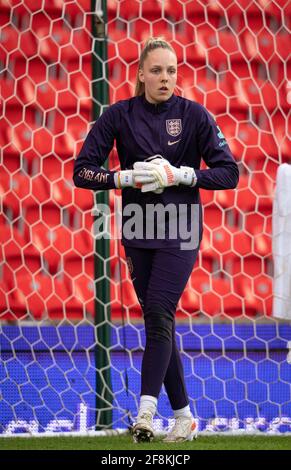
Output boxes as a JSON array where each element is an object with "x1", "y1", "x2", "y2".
[
  {"x1": 114, "y1": 169, "x2": 157, "y2": 189},
  {"x1": 134, "y1": 157, "x2": 197, "y2": 193}
]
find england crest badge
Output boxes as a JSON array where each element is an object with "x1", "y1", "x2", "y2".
[{"x1": 166, "y1": 119, "x2": 182, "y2": 137}]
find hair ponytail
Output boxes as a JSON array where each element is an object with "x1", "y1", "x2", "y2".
[{"x1": 135, "y1": 37, "x2": 176, "y2": 96}]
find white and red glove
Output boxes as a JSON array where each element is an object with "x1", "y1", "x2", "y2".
[
  {"x1": 134, "y1": 155, "x2": 165, "y2": 193},
  {"x1": 133, "y1": 156, "x2": 197, "y2": 193}
]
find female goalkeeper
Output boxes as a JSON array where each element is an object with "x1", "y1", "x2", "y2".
[{"x1": 73, "y1": 37, "x2": 239, "y2": 443}]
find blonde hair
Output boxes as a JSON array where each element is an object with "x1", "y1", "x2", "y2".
[{"x1": 135, "y1": 37, "x2": 176, "y2": 96}]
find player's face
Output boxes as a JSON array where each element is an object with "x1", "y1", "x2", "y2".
[{"x1": 139, "y1": 48, "x2": 177, "y2": 104}]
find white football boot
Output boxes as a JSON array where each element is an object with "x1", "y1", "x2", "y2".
[
  {"x1": 132, "y1": 411, "x2": 154, "y2": 443},
  {"x1": 163, "y1": 416, "x2": 198, "y2": 442}
]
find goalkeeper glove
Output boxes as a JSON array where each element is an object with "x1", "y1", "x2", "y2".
[
  {"x1": 138, "y1": 155, "x2": 165, "y2": 194},
  {"x1": 133, "y1": 157, "x2": 197, "y2": 193},
  {"x1": 114, "y1": 169, "x2": 156, "y2": 189}
]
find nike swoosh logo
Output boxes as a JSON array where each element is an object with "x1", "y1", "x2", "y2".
[{"x1": 168, "y1": 139, "x2": 181, "y2": 146}]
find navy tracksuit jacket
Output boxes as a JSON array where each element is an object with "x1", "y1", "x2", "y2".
[{"x1": 73, "y1": 93, "x2": 239, "y2": 248}]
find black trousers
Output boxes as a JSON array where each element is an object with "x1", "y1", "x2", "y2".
[{"x1": 124, "y1": 245, "x2": 199, "y2": 410}]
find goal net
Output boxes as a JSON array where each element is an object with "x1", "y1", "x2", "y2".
[{"x1": 0, "y1": 0, "x2": 291, "y2": 436}]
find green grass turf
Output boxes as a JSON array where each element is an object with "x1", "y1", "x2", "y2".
[{"x1": 1, "y1": 434, "x2": 291, "y2": 450}]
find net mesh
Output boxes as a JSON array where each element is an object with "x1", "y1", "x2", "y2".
[{"x1": 0, "y1": 0, "x2": 291, "y2": 435}]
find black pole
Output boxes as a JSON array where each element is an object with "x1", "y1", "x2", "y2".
[{"x1": 91, "y1": 0, "x2": 112, "y2": 429}]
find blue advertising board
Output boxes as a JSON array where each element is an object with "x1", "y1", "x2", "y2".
[{"x1": 1, "y1": 324, "x2": 291, "y2": 434}]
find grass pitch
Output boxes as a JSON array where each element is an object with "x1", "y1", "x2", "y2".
[{"x1": 1, "y1": 434, "x2": 291, "y2": 450}]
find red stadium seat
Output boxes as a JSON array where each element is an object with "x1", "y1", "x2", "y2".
[
  {"x1": 69, "y1": 71, "x2": 92, "y2": 110},
  {"x1": 108, "y1": 18, "x2": 128, "y2": 42},
  {"x1": 108, "y1": 58, "x2": 128, "y2": 89},
  {"x1": 192, "y1": 274, "x2": 243, "y2": 317},
  {"x1": 164, "y1": 0, "x2": 184, "y2": 22},
  {"x1": 214, "y1": 189, "x2": 236, "y2": 210},
  {"x1": 2, "y1": 145, "x2": 21, "y2": 173},
  {"x1": 0, "y1": 279, "x2": 9, "y2": 318},
  {"x1": 274, "y1": 35, "x2": 289, "y2": 65},
  {"x1": 127, "y1": 18, "x2": 150, "y2": 43},
  {"x1": 244, "y1": 210, "x2": 272, "y2": 238},
  {"x1": 62, "y1": 1, "x2": 90, "y2": 26},
  {"x1": 50, "y1": 174, "x2": 74, "y2": 208},
  {"x1": 50, "y1": 170, "x2": 94, "y2": 211},
  {"x1": 178, "y1": 287, "x2": 200, "y2": 318},
  {"x1": 35, "y1": 79, "x2": 74, "y2": 112},
  {"x1": 185, "y1": 42, "x2": 206, "y2": 68},
  {"x1": 183, "y1": 68, "x2": 233, "y2": 114},
  {"x1": 214, "y1": 0, "x2": 261, "y2": 12},
  {"x1": 110, "y1": 82, "x2": 134, "y2": 103},
  {"x1": 253, "y1": 231, "x2": 272, "y2": 258},
  {"x1": 23, "y1": 197, "x2": 61, "y2": 226},
  {"x1": 1, "y1": 170, "x2": 49, "y2": 217},
  {"x1": 234, "y1": 273, "x2": 273, "y2": 317},
  {"x1": 0, "y1": 280, "x2": 28, "y2": 322},
  {"x1": 200, "y1": 223, "x2": 252, "y2": 274},
  {"x1": 38, "y1": 20, "x2": 91, "y2": 63},
  {"x1": 151, "y1": 20, "x2": 173, "y2": 42},
  {"x1": 259, "y1": 0, "x2": 289, "y2": 13},
  {"x1": 0, "y1": 223, "x2": 41, "y2": 273},
  {"x1": 280, "y1": 79, "x2": 291, "y2": 111},
  {"x1": 107, "y1": 0, "x2": 118, "y2": 21},
  {"x1": 0, "y1": 118, "x2": 10, "y2": 149},
  {"x1": 245, "y1": 28, "x2": 290, "y2": 61},
  {"x1": 10, "y1": 122, "x2": 33, "y2": 153},
  {"x1": 54, "y1": 116, "x2": 89, "y2": 158},
  {"x1": 184, "y1": 0, "x2": 222, "y2": 26},
  {"x1": 226, "y1": 253, "x2": 265, "y2": 278},
  {"x1": 117, "y1": 38, "x2": 139, "y2": 64},
  {"x1": 1, "y1": 74, "x2": 20, "y2": 107},
  {"x1": 234, "y1": 77, "x2": 281, "y2": 114},
  {"x1": 3, "y1": 265, "x2": 72, "y2": 320},
  {"x1": 32, "y1": 127, "x2": 53, "y2": 158},
  {"x1": 0, "y1": 22, "x2": 38, "y2": 61},
  {"x1": 6, "y1": 0, "x2": 71, "y2": 15},
  {"x1": 249, "y1": 172, "x2": 274, "y2": 212},
  {"x1": 141, "y1": 0, "x2": 163, "y2": 21},
  {"x1": 119, "y1": 0, "x2": 140, "y2": 21},
  {"x1": 210, "y1": 226, "x2": 232, "y2": 257},
  {"x1": 272, "y1": 113, "x2": 290, "y2": 160},
  {"x1": 65, "y1": 273, "x2": 95, "y2": 318},
  {"x1": 31, "y1": 222, "x2": 73, "y2": 274},
  {"x1": 176, "y1": 64, "x2": 194, "y2": 95},
  {"x1": 200, "y1": 189, "x2": 215, "y2": 206},
  {"x1": 64, "y1": 204, "x2": 94, "y2": 233},
  {"x1": 243, "y1": 29, "x2": 274, "y2": 61},
  {"x1": 196, "y1": 25, "x2": 244, "y2": 69},
  {"x1": 63, "y1": 250, "x2": 94, "y2": 278},
  {"x1": 203, "y1": 204, "x2": 224, "y2": 229},
  {"x1": 31, "y1": 174, "x2": 51, "y2": 204},
  {"x1": 233, "y1": 274, "x2": 258, "y2": 316},
  {"x1": 1, "y1": 170, "x2": 30, "y2": 218},
  {"x1": 0, "y1": 25, "x2": 19, "y2": 59},
  {"x1": 72, "y1": 229, "x2": 94, "y2": 257},
  {"x1": 253, "y1": 274, "x2": 273, "y2": 316},
  {"x1": 175, "y1": 21, "x2": 196, "y2": 48},
  {"x1": 234, "y1": 173, "x2": 259, "y2": 213},
  {"x1": 243, "y1": 255, "x2": 265, "y2": 277}
]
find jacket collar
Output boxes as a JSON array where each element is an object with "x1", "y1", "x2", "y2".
[{"x1": 140, "y1": 93, "x2": 178, "y2": 114}]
